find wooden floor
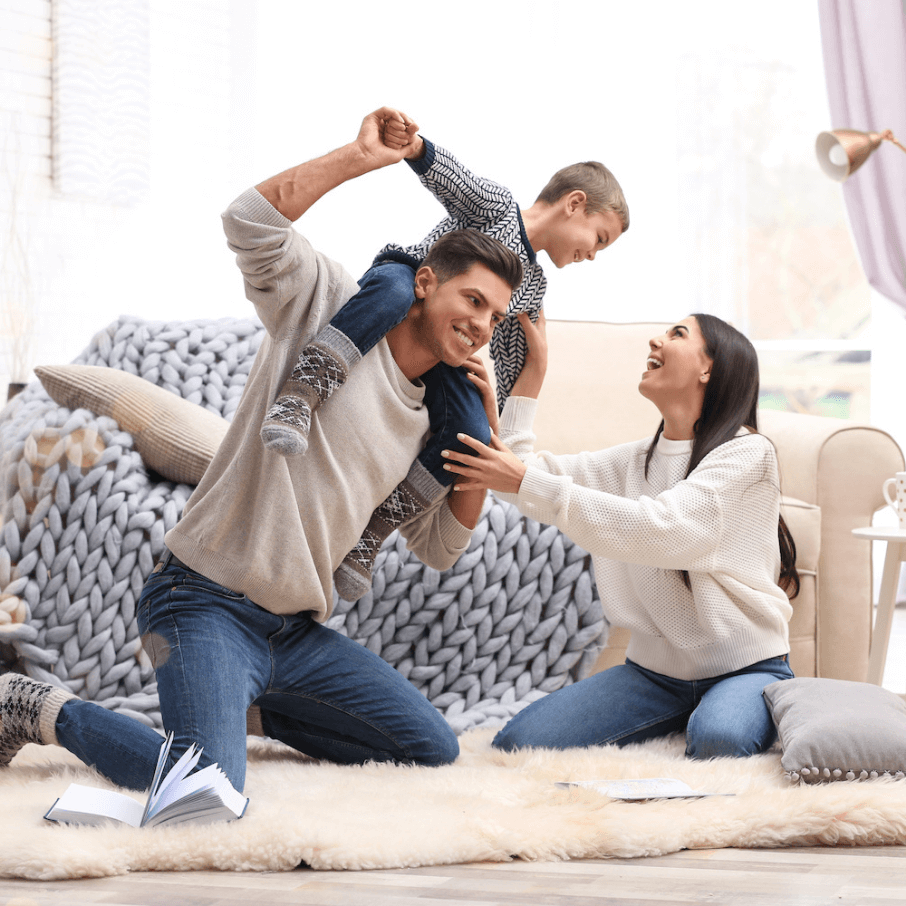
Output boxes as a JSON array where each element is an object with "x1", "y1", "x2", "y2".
[{"x1": 3, "y1": 846, "x2": 906, "y2": 906}]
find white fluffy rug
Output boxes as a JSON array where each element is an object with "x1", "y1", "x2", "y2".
[{"x1": 3, "y1": 729, "x2": 906, "y2": 880}]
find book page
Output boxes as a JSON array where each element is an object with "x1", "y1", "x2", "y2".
[
  {"x1": 44, "y1": 783, "x2": 145, "y2": 827},
  {"x1": 555, "y1": 778, "x2": 732, "y2": 800},
  {"x1": 146, "y1": 741, "x2": 202, "y2": 821},
  {"x1": 150, "y1": 764, "x2": 248, "y2": 825}
]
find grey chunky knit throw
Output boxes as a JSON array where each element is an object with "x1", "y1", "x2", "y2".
[{"x1": 0, "y1": 316, "x2": 607, "y2": 733}]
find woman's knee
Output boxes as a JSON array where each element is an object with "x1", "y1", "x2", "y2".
[{"x1": 685, "y1": 713, "x2": 777, "y2": 760}]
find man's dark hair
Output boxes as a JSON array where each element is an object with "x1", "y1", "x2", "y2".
[{"x1": 421, "y1": 229, "x2": 523, "y2": 293}]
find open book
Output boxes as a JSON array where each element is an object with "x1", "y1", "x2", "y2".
[
  {"x1": 555, "y1": 777, "x2": 734, "y2": 800},
  {"x1": 44, "y1": 732, "x2": 248, "y2": 827}
]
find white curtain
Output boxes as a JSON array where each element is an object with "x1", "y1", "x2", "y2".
[{"x1": 818, "y1": 0, "x2": 906, "y2": 310}]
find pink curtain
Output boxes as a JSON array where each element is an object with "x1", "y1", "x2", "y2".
[{"x1": 818, "y1": 0, "x2": 906, "y2": 310}]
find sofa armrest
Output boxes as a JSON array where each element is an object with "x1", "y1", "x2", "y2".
[{"x1": 759, "y1": 409, "x2": 904, "y2": 681}]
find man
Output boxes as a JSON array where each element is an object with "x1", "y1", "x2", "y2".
[{"x1": 0, "y1": 108, "x2": 523, "y2": 792}]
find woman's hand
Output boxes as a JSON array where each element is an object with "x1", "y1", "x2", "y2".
[
  {"x1": 442, "y1": 433, "x2": 527, "y2": 494},
  {"x1": 510, "y1": 309, "x2": 548, "y2": 399},
  {"x1": 463, "y1": 353, "x2": 499, "y2": 435}
]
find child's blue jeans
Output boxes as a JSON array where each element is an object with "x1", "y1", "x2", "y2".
[{"x1": 332, "y1": 260, "x2": 491, "y2": 483}]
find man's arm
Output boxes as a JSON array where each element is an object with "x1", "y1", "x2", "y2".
[{"x1": 256, "y1": 107, "x2": 420, "y2": 222}]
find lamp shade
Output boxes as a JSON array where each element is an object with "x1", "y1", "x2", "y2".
[{"x1": 815, "y1": 129, "x2": 886, "y2": 181}]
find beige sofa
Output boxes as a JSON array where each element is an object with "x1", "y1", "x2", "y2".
[{"x1": 510, "y1": 319, "x2": 904, "y2": 683}]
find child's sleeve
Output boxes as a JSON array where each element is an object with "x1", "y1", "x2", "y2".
[{"x1": 406, "y1": 138, "x2": 513, "y2": 228}]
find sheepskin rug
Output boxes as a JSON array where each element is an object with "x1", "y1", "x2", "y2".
[{"x1": 3, "y1": 729, "x2": 906, "y2": 880}]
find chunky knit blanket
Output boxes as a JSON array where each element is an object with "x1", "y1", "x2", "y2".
[{"x1": 0, "y1": 316, "x2": 607, "y2": 733}]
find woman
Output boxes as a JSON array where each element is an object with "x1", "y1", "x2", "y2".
[{"x1": 443, "y1": 312, "x2": 798, "y2": 759}]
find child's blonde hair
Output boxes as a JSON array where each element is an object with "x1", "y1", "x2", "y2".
[{"x1": 536, "y1": 162, "x2": 629, "y2": 232}]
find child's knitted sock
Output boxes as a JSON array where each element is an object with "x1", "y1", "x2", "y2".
[
  {"x1": 261, "y1": 326, "x2": 361, "y2": 457},
  {"x1": 334, "y1": 462, "x2": 446, "y2": 602},
  {"x1": 0, "y1": 673, "x2": 75, "y2": 766}
]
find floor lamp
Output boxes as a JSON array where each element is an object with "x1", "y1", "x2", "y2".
[
  {"x1": 818, "y1": 127, "x2": 906, "y2": 674},
  {"x1": 815, "y1": 128, "x2": 906, "y2": 181}
]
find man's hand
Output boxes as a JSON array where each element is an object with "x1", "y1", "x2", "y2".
[
  {"x1": 357, "y1": 107, "x2": 422, "y2": 169},
  {"x1": 463, "y1": 353, "x2": 499, "y2": 435},
  {"x1": 377, "y1": 110, "x2": 425, "y2": 160},
  {"x1": 510, "y1": 310, "x2": 548, "y2": 400},
  {"x1": 442, "y1": 433, "x2": 527, "y2": 495},
  {"x1": 256, "y1": 106, "x2": 422, "y2": 222}
]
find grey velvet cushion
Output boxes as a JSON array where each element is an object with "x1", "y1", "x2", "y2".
[{"x1": 764, "y1": 677, "x2": 906, "y2": 783}]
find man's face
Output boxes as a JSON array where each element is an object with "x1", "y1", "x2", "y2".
[{"x1": 412, "y1": 264, "x2": 512, "y2": 367}]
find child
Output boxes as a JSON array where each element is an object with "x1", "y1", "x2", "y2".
[{"x1": 262, "y1": 112, "x2": 629, "y2": 602}]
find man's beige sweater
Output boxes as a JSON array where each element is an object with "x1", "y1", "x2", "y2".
[{"x1": 165, "y1": 188, "x2": 473, "y2": 619}]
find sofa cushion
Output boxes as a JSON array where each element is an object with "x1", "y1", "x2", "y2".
[
  {"x1": 779, "y1": 496, "x2": 819, "y2": 677},
  {"x1": 764, "y1": 677, "x2": 906, "y2": 782},
  {"x1": 35, "y1": 363, "x2": 229, "y2": 485}
]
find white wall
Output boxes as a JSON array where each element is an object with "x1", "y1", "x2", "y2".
[
  {"x1": 0, "y1": 0, "x2": 259, "y2": 396},
  {"x1": 247, "y1": 0, "x2": 838, "y2": 330},
  {"x1": 0, "y1": 0, "x2": 890, "y2": 435}
]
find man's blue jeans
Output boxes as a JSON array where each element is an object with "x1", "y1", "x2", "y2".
[
  {"x1": 54, "y1": 562, "x2": 459, "y2": 792},
  {"x1": 492, "y1": 655, "x2": 794, "y2": 759}
]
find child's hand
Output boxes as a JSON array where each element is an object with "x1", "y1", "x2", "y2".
[{"x1": 511, "y1": 309, "x2": 548, "y2": 399}]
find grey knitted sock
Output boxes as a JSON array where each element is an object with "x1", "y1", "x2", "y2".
[
  {"x1": 334, "y1": 462, "x2": 446, "y2": 602},
  {"x1": 261, "y1": 326, "x2": 361, "y2": 457},
  {"x1": 0, "y1": 672, "x2": 76, "y2": 766}
]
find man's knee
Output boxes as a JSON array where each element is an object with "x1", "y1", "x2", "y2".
[
  {"x1": 413, "y1": 723, "x2": 459, "y2": 766},
  {"x1": 491, "y1": 723, "x2": 526, "y2": 752}
]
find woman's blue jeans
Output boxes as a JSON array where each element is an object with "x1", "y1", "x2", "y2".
[
  {"x1": 54, "y1": 562, "x2": 459, "y2": 792},
  {"x1": 492, "y1": 655, "x2": 794, "y2": 759}
]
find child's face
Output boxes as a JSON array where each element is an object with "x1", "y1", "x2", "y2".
[{"x1": 546, "y1": 206, "x2": 623, "y2": 269}]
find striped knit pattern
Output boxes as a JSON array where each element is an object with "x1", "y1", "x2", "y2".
[{"x1": 378, "y1": 140, "x2": 547, "y2": 410}]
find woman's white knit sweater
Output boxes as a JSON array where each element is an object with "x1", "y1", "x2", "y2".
[{"x1": 499, "y1": 397, "x2": 793, "y2": 680}]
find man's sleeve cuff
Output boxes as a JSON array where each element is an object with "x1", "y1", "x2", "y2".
[
  {"x1": 225, "y1": 187, "x2": 293, "y2": 228},
  {"x1": 439, "y1": 496, "x2": 476, "y2": 551}
]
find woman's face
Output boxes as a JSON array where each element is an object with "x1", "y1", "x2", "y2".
[{"x1": 639, "y1": 317, "x2": 713, "y2": 410}]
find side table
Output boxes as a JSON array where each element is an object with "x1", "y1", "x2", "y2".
[{"x1": 852, "y1": 526, "x2": 906, "y2": 686}]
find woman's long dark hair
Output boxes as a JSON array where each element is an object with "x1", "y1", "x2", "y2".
[{"x1": 644, "y1": 313, "x2": 799, "y2": 598}]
